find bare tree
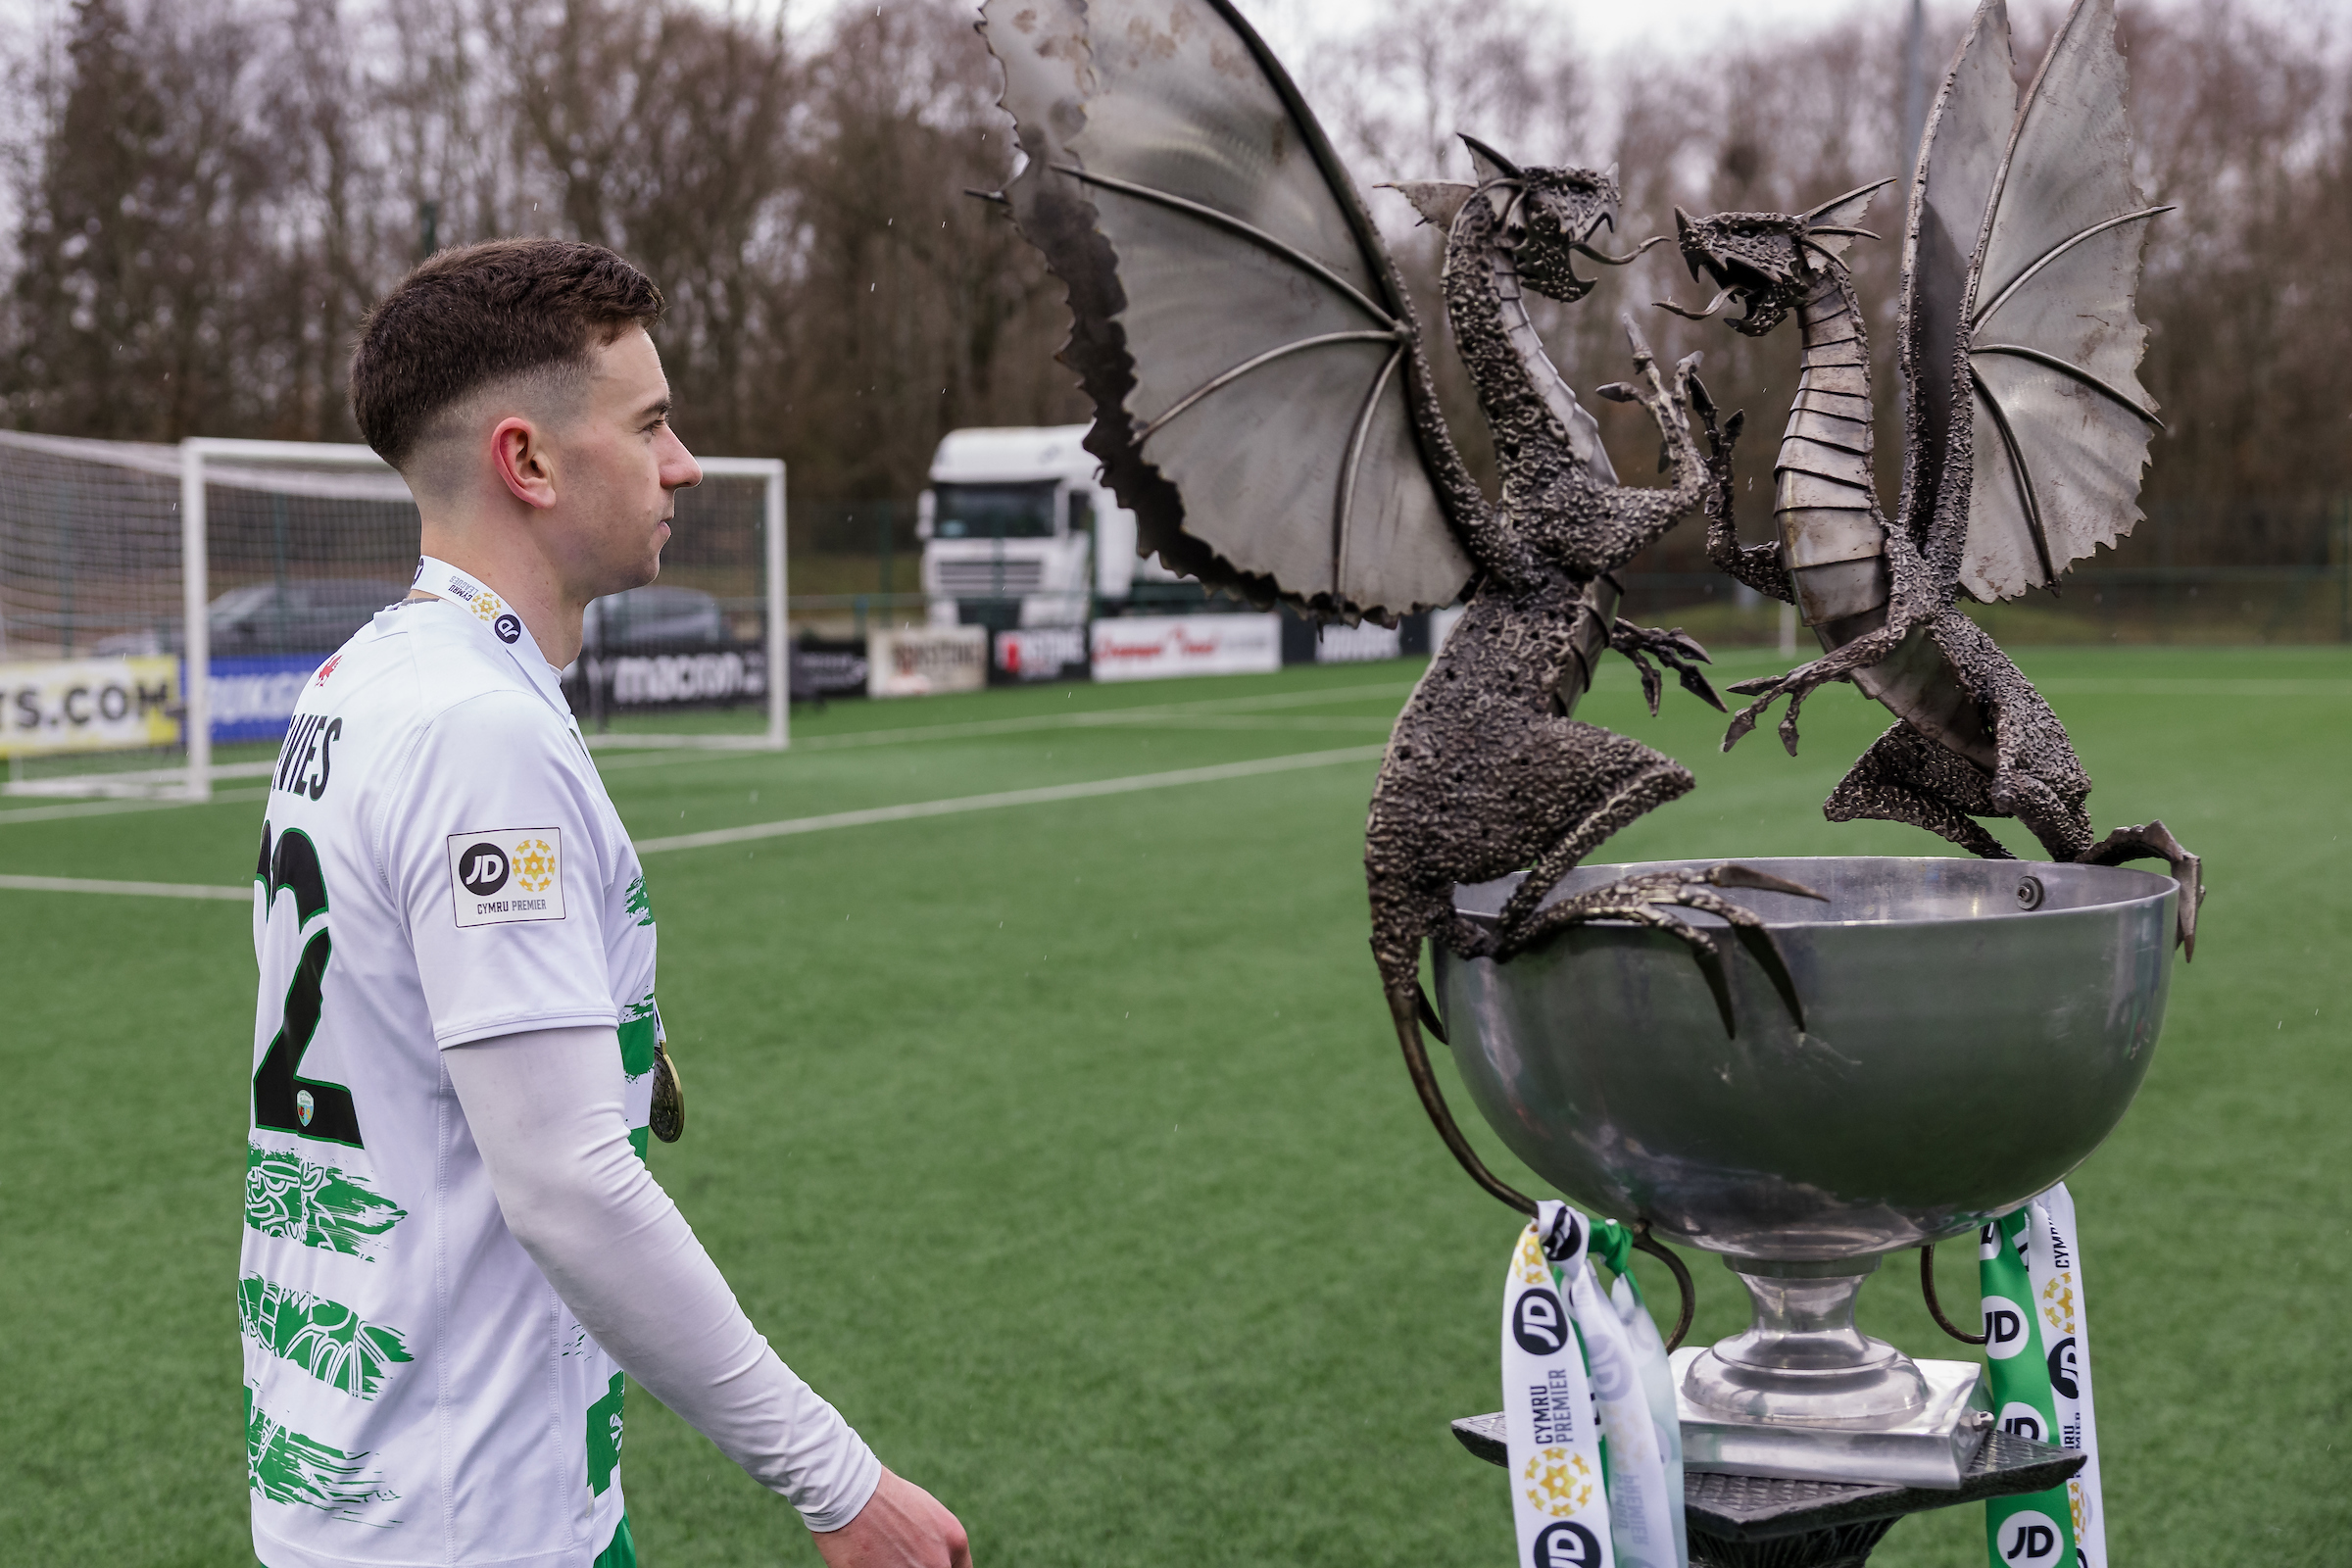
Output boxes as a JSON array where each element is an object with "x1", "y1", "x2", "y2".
[{"x1": 0, "y1": 0, "x2": 2337, "y2": 578}]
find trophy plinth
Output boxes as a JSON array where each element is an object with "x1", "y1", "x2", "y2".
[
  {"x1": 1435, "y1": 856, "x2": 2177, "y2": 1488},
  {"x1": 1675, "y1": 1346, "x2": 1990, "y2": 1492}
]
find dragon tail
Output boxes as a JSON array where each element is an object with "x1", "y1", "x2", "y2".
[{"x1": 1384, "y1": 970, "x2": 1536, "y2": 1216}]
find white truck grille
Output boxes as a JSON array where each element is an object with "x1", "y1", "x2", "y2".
[{"x1": 934, "y1": 559, "x2": 1046, "y2": 594}]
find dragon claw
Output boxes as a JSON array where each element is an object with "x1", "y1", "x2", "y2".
[
  {"x1": 1416, "y1": 983, "x2": 1449, "y2": 1045},
  {"x1": 1690, "y1": 929, "x2": 1739, "y2": 1036},
  {"x1": 1681, "y1": 665, "x2": 1728, "y2": 712},
  {"x1": 1704, "y1": 864, "x2": 1830, "y2": 902},
  {"x1": 1729, "y1": 923, "x2": 1808, "y2": 1032},
  {"x1": 1621, "y1": 313, "x2": 1657, "y2": 368},
  {"x1": 1614, "y1": 622, "x2": 1724, "y2": 714},
  {"x1": 1501, "y1": 866, "x2": 1818, "y2": 1037},
  {"x1": 1721, "y1": 648, "x2": 1860, "y2": 755}
]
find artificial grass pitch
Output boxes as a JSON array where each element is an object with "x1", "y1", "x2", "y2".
[{"x1": 0, "y1": 646, "x2": 2345, "y2": 1566}]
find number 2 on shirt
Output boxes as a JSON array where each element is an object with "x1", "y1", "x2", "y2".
[{"x1": 254, "y1": 822, "x2": 363, "y2": 1147}]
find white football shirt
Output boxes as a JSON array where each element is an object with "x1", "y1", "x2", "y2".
[{"x1": 242, "y1": 561, "x2": 660, "y2": 1568}]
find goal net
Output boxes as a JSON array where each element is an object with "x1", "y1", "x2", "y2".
[{"x1": 0, "y1": 434, "x2": 785, "y2": 800}]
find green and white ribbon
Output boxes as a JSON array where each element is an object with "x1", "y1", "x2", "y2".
[
  {"x1": 1502, "y1": 1203, "x2": 1688, "y2": 1568},
  {"x1": 1978, "y1": 1182, "x2": 2104, "y2": 1567}
]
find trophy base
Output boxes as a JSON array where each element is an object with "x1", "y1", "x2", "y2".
[
  {"x1": 1455, "y1": 1412, "x2": 2081, "y2": 1568},
  {"x1": 1673, "y1": 1348, "x2": 1993, "y2": 1490}
]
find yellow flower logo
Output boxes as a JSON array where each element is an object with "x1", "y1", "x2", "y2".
[
  {"x1": 510, "y1": 837, "x2": 557, "y2": 893},
  {"x1": 471, "y1": 592, "x2": 503, "y2": 621},
  {"x1": 1521, "y1": 1448, "x2": 1592, "y2": 1518},
  {"x1": 2041, "y1": 1272, "x2": 2076, "y2": 1335},
  {"x1": 1515, "y1": 1232, "x2": 1550, "y2": 1286}
]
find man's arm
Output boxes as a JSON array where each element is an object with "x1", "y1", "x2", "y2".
[{"x1": 445, "y1": 1025, "x2": 969, "y2": 1566}]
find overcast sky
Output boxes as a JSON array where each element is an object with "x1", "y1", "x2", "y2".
[
  {"x1": 1233, "y1": 0, "x2": 1921, "y2": 61},
  {"x1": 792, "y1": 0, "x2": 2328, "y2": 61}
]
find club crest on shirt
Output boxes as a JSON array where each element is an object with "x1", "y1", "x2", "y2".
[{"x1": 446, "y1": 829, "x2": 565, "y2": 927}]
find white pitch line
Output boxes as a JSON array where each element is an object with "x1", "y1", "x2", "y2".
[
  {"x1": 0, "y1": 746, "x2": 1391, "y2": 896},
  {"x1": 632, "y1": 744, "x2": 1387, "y2": 855},
  {"x1": 590, "y1": 680, "x2": 1417, "y2": 770},
  {"x1": 0, "y1": 872, "x2": 251, "y2": 902},
  {"x1": 0, "y1": 787, "x2": 270, "y2": 825},
  {"x1": 2034, "y1": 677, "x2": 2352, "y2": 697}
]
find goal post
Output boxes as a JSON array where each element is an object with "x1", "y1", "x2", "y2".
[
  {"x1": 573, "y1": 455, "x2": 789, "y2": 754},
  {"x1": 0, "y1": 434, "x2": 787, "y2": 803}
]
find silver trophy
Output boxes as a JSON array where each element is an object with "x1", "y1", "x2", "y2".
[
  {"x1": 979, "y1": 0, "x2": 2194, "y2": 1553},
  {"x1": 1437, "y1": 856, "x2": 2177, "y2": 1488}
]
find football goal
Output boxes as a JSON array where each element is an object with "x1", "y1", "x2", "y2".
[{"x1": 0, "y1": 433, "x2": 786, "y2": 801}]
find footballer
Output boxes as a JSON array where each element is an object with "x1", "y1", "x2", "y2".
[{"x1": 241, "y1": 239, "x2": 970, "y2": 1568}]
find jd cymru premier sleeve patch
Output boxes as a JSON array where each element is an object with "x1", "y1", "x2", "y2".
[{"x1": 446, "y1": 829, "x2": 565, "y2": 927}]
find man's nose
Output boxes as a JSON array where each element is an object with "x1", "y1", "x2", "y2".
[{"x1": 662, "y1": 430, "x2": 703, "y2": 490}]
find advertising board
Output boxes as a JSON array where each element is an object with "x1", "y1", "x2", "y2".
[
  {"x1": 992, "y1": 625, "x2": 1090, "y2": 684},
  {"x1": 0, "y1": 656, "x2": 181, "y2": 757},
  {"x1": 868, "y1": 625, "x2": 989, "y2": 698},
  {"x1": 790, "y1": 641, "x2": 869, "y2": 701},
  {"x1": 606, "y1": 649, "x2": 766, "y2": 708},
  {"x1": 212, "y1": 654, "x2": 326, "y2": 743},
  {"x1": 1312, "y1": 619, "x2": 1403, "y2": 663},
  {"x1": 1088, "y1": 613, "x2": 1282, "y2": 682}
]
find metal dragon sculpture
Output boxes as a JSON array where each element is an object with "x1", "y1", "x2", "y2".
[
  {"x1": 979, "y1": 0, "x2": 1824, "y2": 1216},
  {"x1": 1662, "y1": 0, "x2": 2203, "y2": 952}
]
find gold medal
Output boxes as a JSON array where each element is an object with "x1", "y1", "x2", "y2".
[{"x1": 650, "y1": 1035, "x2": 685, "y2": 1144}]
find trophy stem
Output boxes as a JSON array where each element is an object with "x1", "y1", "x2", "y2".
[
  {"x1": 1682, "y1": 1255, "x2": 1930, "y2": 1425},
  {"x1": 1670, "y1": 1253, "x2": 1992, "y2": 1487}
]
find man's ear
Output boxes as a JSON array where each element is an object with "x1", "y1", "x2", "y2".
[{"x1": 491, "y1": 416, "x2": 558, "y2": 512}]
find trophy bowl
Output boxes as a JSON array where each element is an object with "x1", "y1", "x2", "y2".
[{"x1": 1432, "y1": 856, "x2": 2179, "y2": 1485}]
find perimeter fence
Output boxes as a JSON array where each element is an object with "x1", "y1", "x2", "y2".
[{"x1": 785, "y1": 493, "x2": 2352, "y2": 650}]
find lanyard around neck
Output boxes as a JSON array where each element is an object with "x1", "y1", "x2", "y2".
[{"x1": 409, "y1": 556, "x2": 569, "y2": 717}]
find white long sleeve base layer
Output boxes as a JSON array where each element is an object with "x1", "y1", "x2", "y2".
[{"x1": 445, "y1": 1025, "x2": 881, "y2": 1532}]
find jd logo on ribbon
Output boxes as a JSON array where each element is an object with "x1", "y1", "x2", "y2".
[
  {"x1": 2046, "y1": 1337, "x2": 2080, "y2": 1399},
  {"x1": 1502, "y1": 1202, "x2": 1689, "y2": 1568},
  {"x1": 1512, "y1": 1289, "x2": 1570, "y2": 1356},
  {"x1": 1995, "y1": 1402, "x2": 2046, "y2": 1443},
  {"x1": 1532, "y1": 1520, "x2": 1604, "y2": 1568},
  {"x1": 1993, "y1": 1511, "x2": 2064, "y2": 1564},
  {"x1": 1981, "y1": 1297, "x2": 2030, "y2": 1358},
  {"x1": 1979, "y1": 1183, "x2": 2104, "y2": 1568}
]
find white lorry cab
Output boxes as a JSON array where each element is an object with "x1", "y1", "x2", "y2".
[{"x1": 918, "y1": 424, "x2": 1181, "y2": 628}]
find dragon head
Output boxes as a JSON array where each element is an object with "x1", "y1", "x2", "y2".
[
  {"x1": 1658, "y1": 180, "x2": 1892, "y2": 335},
  {"x1": 1457, "y1": 136, "x2": 1662, "y2": 303}
]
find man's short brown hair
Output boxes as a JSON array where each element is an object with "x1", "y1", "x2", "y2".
[{"x1": 351, "y1": 239, "x2": 664, "y2": 469}]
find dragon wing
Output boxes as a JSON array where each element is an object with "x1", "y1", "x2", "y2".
[
  {"x1": 1956, "y1": 0, "x2": 2169, "y2": 601},
  {"x1": 1894, "y1": 0, "x2": 2017, "y2": 560},
  {"x1": 979, "y1": 0, "x2": 1472, "y2": 621}
]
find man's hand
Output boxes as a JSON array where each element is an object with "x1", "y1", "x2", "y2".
[{"x1": 812, "y1": 1467, "x2": 971, "y2": 1568}]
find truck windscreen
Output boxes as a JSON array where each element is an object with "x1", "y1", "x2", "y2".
[{"x1": 933, "y1": 481, "x2": 1057, "y2": 539}]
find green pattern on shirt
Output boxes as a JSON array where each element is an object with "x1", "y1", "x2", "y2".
[
  {"x1": 619, "y1": 993, "x2": 658, "y2": 1163},
  {"x1": 617, "y1": 1001, "x2": 658, "y2": 1076},
  {"x1": 244, "y1": 1144, "x2": 407, "y2": 1260},
  {"x1": 239, "y1": 1275, "x2": 413, "y2": 1399},
  {"x1": 246, "y1": 1385, "x2": 401, "y2": 1521},
  {"x1": 586, "y1": 1372, "x2": 626, "y2": 1495},
  {"x1": 624, "y1": 874, "x2": 654, "y2": 927}
]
